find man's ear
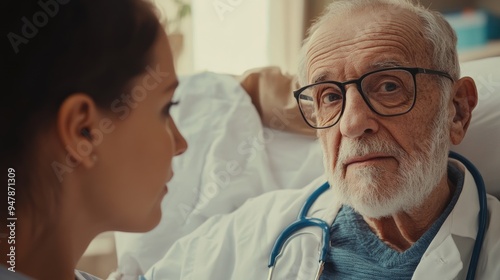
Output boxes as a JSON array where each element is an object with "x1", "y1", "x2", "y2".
[
  {"x1": 449, "y1": 77, "x2": 478, "y2": 145},
  {"x1": 57, "y1": 93, "x2": 100, "y2": 168}
]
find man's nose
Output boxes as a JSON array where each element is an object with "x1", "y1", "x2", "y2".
[{"x1": 339, "y1": 86, "x2": 379, "y2": 139}]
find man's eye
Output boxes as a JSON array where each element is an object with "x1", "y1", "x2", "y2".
[
  {"x1": 382, "y1": 82, "x2": 399, "y2": 92},
  {"x1": 322, "y1": 93, "x2": 342, "y2": 104}
]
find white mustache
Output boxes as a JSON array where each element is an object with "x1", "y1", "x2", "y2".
[{"x1": 337, "y1": 138, "x2": 405, "y2": 166}]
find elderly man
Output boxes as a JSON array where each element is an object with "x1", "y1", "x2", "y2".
[{"x1": 144, "y1": 0, "x2": 500, "y2": 279}]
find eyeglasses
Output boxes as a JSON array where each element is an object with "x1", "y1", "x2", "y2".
[{"x1": 293, "y1": 67, "x2": 453, "y2": 129}]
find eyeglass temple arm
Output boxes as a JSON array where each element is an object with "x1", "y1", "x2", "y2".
[{"x1": 299, "y1": 95, "x2": 314, "y2": 101}]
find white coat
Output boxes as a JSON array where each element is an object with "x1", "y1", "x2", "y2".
[{"x1": 145, "y1": 159, "x2": 500, "y2": 280}]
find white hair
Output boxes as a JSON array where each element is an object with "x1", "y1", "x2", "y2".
[{"x1": 298, "y1": 0, "x2": 460, "y2": 93}]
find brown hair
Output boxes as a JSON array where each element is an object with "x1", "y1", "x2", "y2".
[{"x1": 2, "y1": 0, "x2": 161, "y2": 216}]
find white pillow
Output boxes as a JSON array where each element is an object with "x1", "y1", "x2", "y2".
[{"x1": 451, "y1": 57, "x2": 500, "y2": 199}]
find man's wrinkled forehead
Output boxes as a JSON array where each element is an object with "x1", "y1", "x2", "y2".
[
  {"x1": 311, "y1": 4, "x2": 425, "y2": 43},
  {"x1": 306, "y1": 6, "x2": 430, "y2": 79}
]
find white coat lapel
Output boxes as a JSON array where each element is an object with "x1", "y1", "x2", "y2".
[{"x1": 412, "y1": 160, "x2": 479, "y2": 280}]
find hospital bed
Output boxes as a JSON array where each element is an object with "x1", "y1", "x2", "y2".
[{"x1": 114, "y1": 56, "x2": 500, "y2": 276}]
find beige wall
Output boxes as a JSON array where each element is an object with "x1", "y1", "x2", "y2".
[{"x1": 479, "y1": 0, "x2": 500, "y2": 14}]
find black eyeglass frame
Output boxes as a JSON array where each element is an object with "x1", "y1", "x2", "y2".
[{"x1": 293, "y1": 67, "x2": 454, "y2": 129}]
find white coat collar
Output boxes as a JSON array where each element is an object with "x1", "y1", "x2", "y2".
[
  {"x1": 433, "y1": 159, "x2": 479, "y2": 243},
  {"x1": 413, "y1": 159, "x2": 480, "y2": 280}
]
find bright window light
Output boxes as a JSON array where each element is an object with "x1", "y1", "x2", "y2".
[{"x1": 192, "y1": 0, "x2": 269, "y2": 74}]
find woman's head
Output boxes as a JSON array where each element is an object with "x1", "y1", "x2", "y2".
[{"x1": 4, "y1": 0, "x2": 187, "y2": 232}]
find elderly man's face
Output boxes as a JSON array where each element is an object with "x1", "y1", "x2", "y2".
[{"x1": 308, "y1": 8, "x2": 452, "y2": 218}]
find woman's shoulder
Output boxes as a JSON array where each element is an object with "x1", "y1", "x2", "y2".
[
  {"x1": 75, "y1": 270, "x2": 102, "y2": 280},
  {"x1": 0, "y1": 266, "x2": 32, "y2": 280},
  {"x1": 0, "y1": 266, "x2": 102, "y2": 280}
]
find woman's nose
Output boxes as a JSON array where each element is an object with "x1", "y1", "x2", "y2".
[{"x1": 171, "y1": 121, "x2": 188, "y2": 156}]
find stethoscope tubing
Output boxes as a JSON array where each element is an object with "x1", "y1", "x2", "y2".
[
  {"x1": 267, "y1": 182, "x2": 330, "y2": 268},
  {"x1": 449, "y1": 151, "x2": 488, "y2": 280}
]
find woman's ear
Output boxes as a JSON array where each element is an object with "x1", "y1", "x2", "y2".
[
  {"x1": 449, "y1": 77, "x2": 478, "y2": 145},
  {"x1": 57, "y1": 93, "x2": 100, "y2": 169}
]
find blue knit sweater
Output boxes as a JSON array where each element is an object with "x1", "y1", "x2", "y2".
[{"x1": 320, "y1": 163, "x2": 464, "y2": 279}]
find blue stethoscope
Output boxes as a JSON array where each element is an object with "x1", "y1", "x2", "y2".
[{"x1": 267, "y1": 151, "x2": 488, "y2": 280}]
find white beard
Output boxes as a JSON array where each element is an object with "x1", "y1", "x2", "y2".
[{"x1": 324, "y1": 107, "x2": 451, "y2": 218}]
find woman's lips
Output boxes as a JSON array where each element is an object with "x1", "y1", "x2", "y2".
[{"x1": 164, "y1": 172, "x2": 174, "y2": 191}]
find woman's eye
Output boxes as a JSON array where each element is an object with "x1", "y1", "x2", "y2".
[{"x1": 162, "y1": 100, "x2": 179, "y2": 116}]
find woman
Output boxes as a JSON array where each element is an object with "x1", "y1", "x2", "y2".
[{"x1": 1, "y1": 0, "x2": 187, "y2": 279}]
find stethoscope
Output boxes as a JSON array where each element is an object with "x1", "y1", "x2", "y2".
[{"x1": 267, "y1": 151, "x2": 488, "y2": 280}]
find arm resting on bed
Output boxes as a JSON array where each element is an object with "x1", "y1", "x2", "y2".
[{"x1": 237, "y1": 66, "x2": 316, "y2": 137}]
